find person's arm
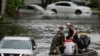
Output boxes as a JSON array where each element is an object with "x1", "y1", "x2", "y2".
[
  {"x1": 52, "y1": 36, "x2": 58, "y2": 53},
  {"x1": 71, "y1": 27, "x2": 77, "y2": 39}
]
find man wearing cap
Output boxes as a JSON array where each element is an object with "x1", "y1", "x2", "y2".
[
  {"x1": 66, "y1": 23, "x2": 78, "y2": 43},
  {"x1": 56, "y1": 26, "x2": 65, "y2": 35},
  {"x1": 49, "y1": 26, "x2": 65, "y2": 55}
]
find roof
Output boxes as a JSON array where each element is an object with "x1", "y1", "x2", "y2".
[{"x1": 3, "y1": 36, "x2": 31, "y2": 40}]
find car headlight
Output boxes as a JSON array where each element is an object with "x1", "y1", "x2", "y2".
[{"x1": 22, "y1": 54, "x2": 33, "y2": 56}]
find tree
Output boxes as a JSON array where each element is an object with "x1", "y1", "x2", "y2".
[
  {"x1": 6, "y1": 0, "x2": 25, "y2": 17},
  {"x1": 41, "y1": 0, "x2": 59, "y2": 8},
  {"x1": 98, "y1": 0, "x2": 100, "y2": 19},
  {"x1": 0, "y1": 0, "x2": 2, "y2": 15},
  {"x1": 90, "y1": 0, "x2": 98, "y2": 8}
]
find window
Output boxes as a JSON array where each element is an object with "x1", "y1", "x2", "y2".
[
  {"x1": 56, "y1": 3, "x2": 71, "y2": 6},
  {"x1": 26, "y1": 6, "x2": 35, "y2": 10}
]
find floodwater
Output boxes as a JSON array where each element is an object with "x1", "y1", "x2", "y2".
[{"x1": 16, "y1": 13, "x2": 100, "y2": 56}]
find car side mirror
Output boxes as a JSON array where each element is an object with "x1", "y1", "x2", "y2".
[{"x1": 32, "y1": 46, "x2": 36, "y2": 50}]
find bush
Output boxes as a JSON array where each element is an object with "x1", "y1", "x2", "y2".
[{"x1": 0, "y1": 18, "x2": 28, "y2": 40}]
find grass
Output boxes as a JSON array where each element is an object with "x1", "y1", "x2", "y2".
[{"x1": 92, "y1": 8, "x2": 100, "y2": 11}]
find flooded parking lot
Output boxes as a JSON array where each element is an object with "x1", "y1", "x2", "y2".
[{"x1": 14, "y1": 13, "x2": 100, "y2": 56}]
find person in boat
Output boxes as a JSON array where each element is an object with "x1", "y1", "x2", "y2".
[
  {"x1": 49, "y1": 27, "x2": 65, "y2": 55},
  {"x1": 56, "y1": 26, "x2": 65, "y2": 35},
  {"x1": 78, "y1": 32, "x2": 91, "y2": 53},
  {"x1": 66, "y1": 23, "x2": 78, "y2": 44},
  {"x1": 64, "y1": 37, "x2": 76, "y2": 55}
]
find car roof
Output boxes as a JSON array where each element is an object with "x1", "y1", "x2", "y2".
[{"x1": 3, "y1": 36, "x2": 31, "y2": 40}]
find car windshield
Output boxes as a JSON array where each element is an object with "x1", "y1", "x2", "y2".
[{"x1": 0, "y1": 40, "x2": 32, "y2": 49}]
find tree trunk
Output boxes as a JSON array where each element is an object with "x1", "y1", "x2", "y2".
[
  {"x1": 98, "y1": 0, "x2": 100, "y2": 19},
  {"x1": 41, "y1": 0, "x2": 44, "y2": 4},
  {"x1": 0, "y1": 0, "x2": 6, "y2": 19}
]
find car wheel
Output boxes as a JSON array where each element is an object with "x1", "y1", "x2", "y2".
[
  {"x1": 51, "y1": 9, "x2": 57, "y2": 14},
  {"x1": 75, "y1": 10, "x2": 82, "y2": 15}
]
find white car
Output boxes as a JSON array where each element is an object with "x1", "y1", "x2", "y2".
[
  {"x1": 0, "y1": 36, "x2": 37, "y2": 56},
  {"x1": 46, "y1": 1, "x2": 92, "y2": 17},
  {"x1": 43, "y1": 10, "x2": 56, "y2": 17},
  {"x1": 19, "y1": 4, "x2": 56, "y2": 17},
  {"x1": 19, "y1": 5, "x2": 44, "y2": 14}
]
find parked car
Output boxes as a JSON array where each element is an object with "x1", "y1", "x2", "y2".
[
  {"x1": 19, "y1": 5, "x2": 44, "y2": 14},
  {"x1": 0, "y1": 36, "x2": 37, "y2": 56},
  {"x1": 46, "y1": 1, "x2": 92, "y2": 17},
  {"x1": 43, "y1": 10, "x2": 56, "y2": 17},
  {"x1": 19, "y1": 4, "x2": 56, "y2": 17}
]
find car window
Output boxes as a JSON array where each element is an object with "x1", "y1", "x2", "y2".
[
  {"x1": 26, "y1": 6, "x2": 35, "y2": 10},
  {"x1": 55, "y1": 3, "x2": 71, "y2": 6},
  {"x1": 0, "y1": 40, "x2": 32, "y2": 49}
]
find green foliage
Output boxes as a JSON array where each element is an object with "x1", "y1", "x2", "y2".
[
  {"x1": 15, "y1": 0, "x2": 25, "y2": 8},
  {"x1": 52, "y1": 0, "x2": 60, "y2": 2},
  {"x1": 6, "y1": 0, "x2": 25, "y2": 17},
  {"x1": 41, "y1": 0, "x2": 60, "y2": 8},
  {"x1": 6, "y1": 0, "x2": 16, "y2": 17},
  {"x1": 0, "y1": 18, "x2": 28, "y2": 40},
  {"x1": 89, "y1": 0, "x2": 98, "y2": 8}
]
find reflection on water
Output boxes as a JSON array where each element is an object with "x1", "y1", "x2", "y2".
[{"x1": 16, "y1": 13, "x2": 100, "y2": 56}]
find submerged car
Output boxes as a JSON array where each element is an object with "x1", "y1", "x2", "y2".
[
  {"x1": 46, "y1": 1, "x2": 92, "y2": 17},
  {"x1": 43, "y1": 10, "x2": 56, "y2": 17},
  {"x1": 19, "y1": 4, "x2": 56, "y2": 17},
  {"x1": 0, "y1": 36, "x2": 37, "y2": 56},
  {"x1": 19, "y1": 5, "x2": 44, "y2": 14}
]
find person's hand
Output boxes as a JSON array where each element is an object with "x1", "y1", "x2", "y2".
[
  {"x1": 53, "y1": 50, "x2": 57, "y2": 53},
  {"x1": 71, "y1": 37, "x2": 73, "y2": 39}
]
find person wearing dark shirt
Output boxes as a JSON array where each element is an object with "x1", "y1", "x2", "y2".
[{"x1": 66, "y1": 23, "x2": 78, "y2": 43}]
